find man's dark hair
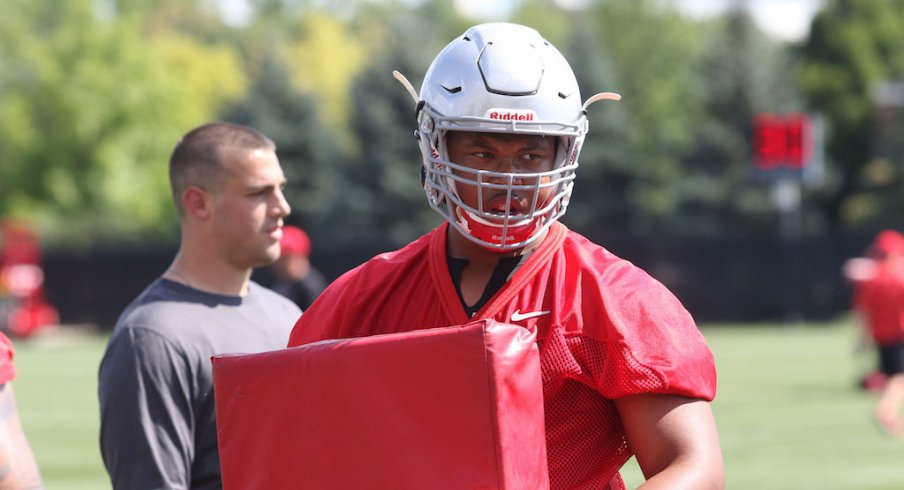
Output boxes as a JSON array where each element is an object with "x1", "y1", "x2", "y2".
[{"x1": 169, "y1": 122, "x2": 277, "y2": 215}]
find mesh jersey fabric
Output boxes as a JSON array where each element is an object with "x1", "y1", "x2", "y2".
[
  {"x1": 0, "y1": 332, "x2": 14, "y2": 384},
  {"x1": 288, "y1": 222, "x2": 717, "y2": 489},
  {"x1": 853, "y1": 261, "x2": 904, "y2": 344}
]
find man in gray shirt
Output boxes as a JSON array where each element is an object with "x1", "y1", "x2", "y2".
[{"x1": 98, "y1": 122, "x2": 302, "y2": 489}]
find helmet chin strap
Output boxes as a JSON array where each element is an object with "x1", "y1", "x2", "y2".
[{"x1": 456, "y1": 207, "x2": 540, "y2": 251}]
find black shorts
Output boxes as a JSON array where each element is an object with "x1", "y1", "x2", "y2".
[{"x1": 878, "y1": 342, "x2": 904, "y2": 376}]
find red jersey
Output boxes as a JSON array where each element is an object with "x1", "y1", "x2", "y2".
[
  {"x1": 853, "y1": 260, "x2": 904, "y2": 344},
  {"x1": 0, "y1": 332, "x2": 15, "y2": 384},
  {"x1": 289, "y1": 222, "x2": 716, "y2": 489}
]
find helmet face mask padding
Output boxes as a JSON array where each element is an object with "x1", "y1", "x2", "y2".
[{"x1": 397, "y1": 22, "x2": 620, "y2": 251}]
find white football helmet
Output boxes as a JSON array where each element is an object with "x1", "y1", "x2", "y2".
[{"x1": 394, "y1": 23, "x2": 619, "y2": 251}]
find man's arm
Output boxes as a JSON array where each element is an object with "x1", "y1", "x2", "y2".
[
  {"x1": 615, "y1": 394, "x2": 724, "y2": 490},
  {"x1": 99, "y1": 328, "x2": 195, "y2": 490},
  {"x1": 0, "y1": 383, "x2": 43, "y2": 490}
]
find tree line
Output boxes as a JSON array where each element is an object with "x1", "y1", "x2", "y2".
[{"x1": 1, "y1": 0, "x2": 903, "y2": 250}]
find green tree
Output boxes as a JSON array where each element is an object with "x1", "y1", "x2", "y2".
[
  {"x1": 568, "y1": 0, "x2": 707, "y2": 234},
  {"x1": 677, "y1": 8, "x2": 806, "y2": 237},
  {"x1": 557, "y1": 17, "x2": 634, "y2": 234},
  {"x1": 283, "y1": 12, "x2": 366, "y2": 146},
  {"x1": 221, "y1": 53, "x2": 340, "y2": 233},
  {"x1": 0, "y1": 0, "x2": 247, "y2": 244},
  {"x1": 799, "y1": 0, "x2": 904, "y2": 229},
  {"x1": 325, "y1": 1, "x2": 468, "y2": 244}
]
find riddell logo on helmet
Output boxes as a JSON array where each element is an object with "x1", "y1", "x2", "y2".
[{"x1": 486, "y1": 109, "x2": 536, "y2": 121}]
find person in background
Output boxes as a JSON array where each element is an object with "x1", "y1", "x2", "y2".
[
  {"x1": 270, "y1": 225, "x2": 326, "y2": 311},
  {"x1": 289, "y1": 23, "x2": 723, "y2": 488},
  {"x1": 845, "y1": 229, "x2": 904, "y2": 436},
  {"x1": 0, "y1": 332, "x2": 43, "y2": 489},
  {"x1": 98, "y1": 122, "x2": 301, "y2": 489},
  {"x1": 0, "y1": 220, "x2": 59, "y2": 339}
]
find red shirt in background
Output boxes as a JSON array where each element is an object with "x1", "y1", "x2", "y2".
[{"x1": 854, "y1": 259, "x2": 904, "y2": 345}]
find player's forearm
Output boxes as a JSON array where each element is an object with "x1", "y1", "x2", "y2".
[
  {"x1": 0, "y1": 386, "x2": 44, "y2": 490},
  {"x1": 636, "y1": 458, "x2": 724, "y2": 490},
  {"x1": 0, "y1": 448, "x2": 44, "y2": 490},
  {"x1": 618, "y1": 395, "x2": 724, "y2": 490}
]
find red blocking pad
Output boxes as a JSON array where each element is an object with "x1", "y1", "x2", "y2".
[{"x1": 212, "y1": 319, "x2": 549, "y2": 490}]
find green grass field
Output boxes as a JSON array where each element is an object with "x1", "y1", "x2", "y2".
[{"x1": 9, "y1": 317, "x2": 904, "y2": 489}]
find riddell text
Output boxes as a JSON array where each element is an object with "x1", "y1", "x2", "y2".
[{"x1": 489, "y1": 111, "x2": 535, "y2": 121}]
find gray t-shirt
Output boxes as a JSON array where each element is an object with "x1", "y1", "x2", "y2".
[{"x1": 98, "y1": 278, "x2": 300, "y2": 490}]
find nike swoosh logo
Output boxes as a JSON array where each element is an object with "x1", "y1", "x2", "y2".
[{"x1": 510, "y1": 310, "x2": 550, "y2": 322}]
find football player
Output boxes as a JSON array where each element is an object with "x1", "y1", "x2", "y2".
[
  {"x1": 0, "y1": 332, "x2": 43, "y2": 489},
  {"x1": 289, "y1": 22, "x2": 723, "y2": 488},
  {"x1": 848, "y1": 230, "x2": 904, "y2": 436}
]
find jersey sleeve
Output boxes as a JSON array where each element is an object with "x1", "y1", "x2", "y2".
[
  {"x1": 0, "y1": 333, "x2": 14, "y2": 384},
  {"x1": 288, "y1": 258, "x2": 387, "y2": 347},
  {"x1": 288, "y1": 232, "x2": 438, "y2": 348},
  {"x1": 288, "y1": 274, "x2": 354, "y2": 347},
  {"x1": 596, "y1": 266, "x2": 716, "y2": 401},
  {"x1": 98, "y1": 327, "x2": 195, "y2": 490}
]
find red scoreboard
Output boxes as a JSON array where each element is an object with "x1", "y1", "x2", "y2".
[{"x1": 752, "y1": 113, "x2": 813, "y2": 170}]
